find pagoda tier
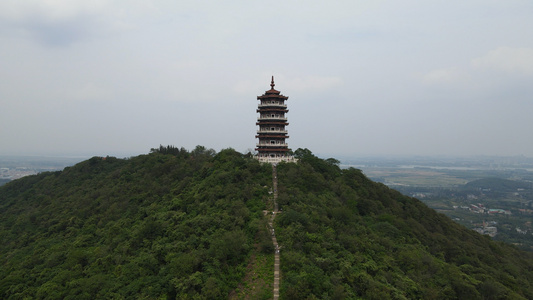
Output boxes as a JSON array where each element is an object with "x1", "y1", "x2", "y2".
[
  {"x1": 255, "y1": 77, "x2": 295, "y2": 164},
  {"x1": 256, "y1": 108, "x2": 289, "y2": 113}
]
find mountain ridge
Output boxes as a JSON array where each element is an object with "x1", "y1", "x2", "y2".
[{"x1": 1, "y1": 146, "x2": 532, "y2": 299}]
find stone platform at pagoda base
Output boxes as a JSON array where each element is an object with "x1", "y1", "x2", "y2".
[{"x1": 255, "y1": 156, "x2": 298, "y2": 165}]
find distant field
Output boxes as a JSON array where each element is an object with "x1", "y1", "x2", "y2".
[{"x1": 361, "y1": 168, "x2": 468, "y2": 187}]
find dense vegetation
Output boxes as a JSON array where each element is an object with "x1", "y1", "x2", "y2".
[
  {"x1": 0, "y1": 146, "x2": 273, "y2": 299},
  {"x1": 275, "y1": 149, "x2": 533, "y2": 299},
  {"x1": 1, "y1": 146, "x2": 533, "y2": 299}
]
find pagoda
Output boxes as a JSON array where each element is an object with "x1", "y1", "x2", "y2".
[{"x1": 255, "y1": 77, "x2": 295, "y2": 164}]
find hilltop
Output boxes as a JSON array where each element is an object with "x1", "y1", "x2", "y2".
[{"x1": 1, "y1": 146, "x2": 533, "y2": 299}]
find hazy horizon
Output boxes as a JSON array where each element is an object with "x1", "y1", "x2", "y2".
[
  {"x1": 2, "y1": 1, "x2": 532, "y2": 158},
  {"x1": 2, "y1": 151, "x2": 533, "y2": 162}
]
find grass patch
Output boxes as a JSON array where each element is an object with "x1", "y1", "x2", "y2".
[{"x1": 229, "y1": 252, "x2": 274, "y2": 299}]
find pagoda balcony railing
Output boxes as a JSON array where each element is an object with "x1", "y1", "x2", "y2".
[
  {"x1": 256, "y1": 143, "x2": 289, "y2": 147},
  {"x1": 257, "y1": 129, "x2": 288, "y2": 134},
  {"x1": 258, "y1": 103, "x2": 287, "y2": 108},
  {"x1": 257, "y1": 116, "x2": 287, "y2": 121}
]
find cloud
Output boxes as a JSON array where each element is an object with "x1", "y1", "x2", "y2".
[
  {"x1": 0, "y1": 0, "x2": 107, "y2": 22},
  {"x1": 286, "y1": 76, "x2": 344, "y2": 92},
  {"x1": 2, "y1": 1, "x2": 533, "y2": 157},
  {"x1": 471, "y1": 47, "x2": 533, "y2": 74},
  {"x1": 0, "y1": 0, "x2": 158, "y2": 46},
  {"x1": 67, "y1": 82, "x2": 114, "y2": 102},
  {"x1": 422, "y1": 67, "x2": 470, "y2": 85},
  {"x1": 422, "y1": 47, "x2": 533, "y2": 92},
  {"x1": 233, "y1": 75, "x2": 343, "y2": 97}
]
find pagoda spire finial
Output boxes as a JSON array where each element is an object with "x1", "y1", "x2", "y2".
[{"x1": 270, "y1": 76, "x2": 275, "y2": 89}]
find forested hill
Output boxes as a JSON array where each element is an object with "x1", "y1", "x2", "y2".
[
  {"x1": 463, "y1": 177, "x2": 533, "y2": 192},
  {"x1": 0, "y1": 146, "x2": 273, "y2": 299},
  {"x1": 1, "y1": 147, "x2": 533, "y2": 299},
  {"x1": 276, "y1": 150, "x2": 533, "y2": 299}
]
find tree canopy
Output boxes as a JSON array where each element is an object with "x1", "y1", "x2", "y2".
[
  {"x1": 275, "y1": 151, "x2": 533, "y2": 299},
  {"x1": 0, "y1": 147, "x2": 532, "y2": 299},
  {"x1": 0, "y1": 147, "x2": 271, "y2": 299}
]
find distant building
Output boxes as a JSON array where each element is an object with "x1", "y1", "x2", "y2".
[
  {"x1": 516, "y1": 227, "x2": 527, "y2": 234},
  {"x1": 470, "y1": 204, "x2": 484, "y2": 213},
  {"x1": 484, "y1": 226, "x2": 498, "y2": 237},
  {"x1": 488, "y1": 209, "x2": 512, "y2": 215},
  {"x1": 474, "y1": 221, "x2": 498, "y2": 237},
  {"x1": 255, "y1": 77, "x2": 296, "y2": 164}
]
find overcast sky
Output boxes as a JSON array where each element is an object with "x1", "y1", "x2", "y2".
[{"x1": 1, "y1": 0, "x2": 532, "y2": 158}]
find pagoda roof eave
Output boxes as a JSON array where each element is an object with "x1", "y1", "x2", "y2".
[
  {"x1": 256, "y1": 135, "x2": 289, "y2": 139},
  {"x1": 256, "y1": 122, "x2": 289, "y2": 126},
  {"x1": 257, "y1": 94, "x2": 289, "y2": 100}
]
